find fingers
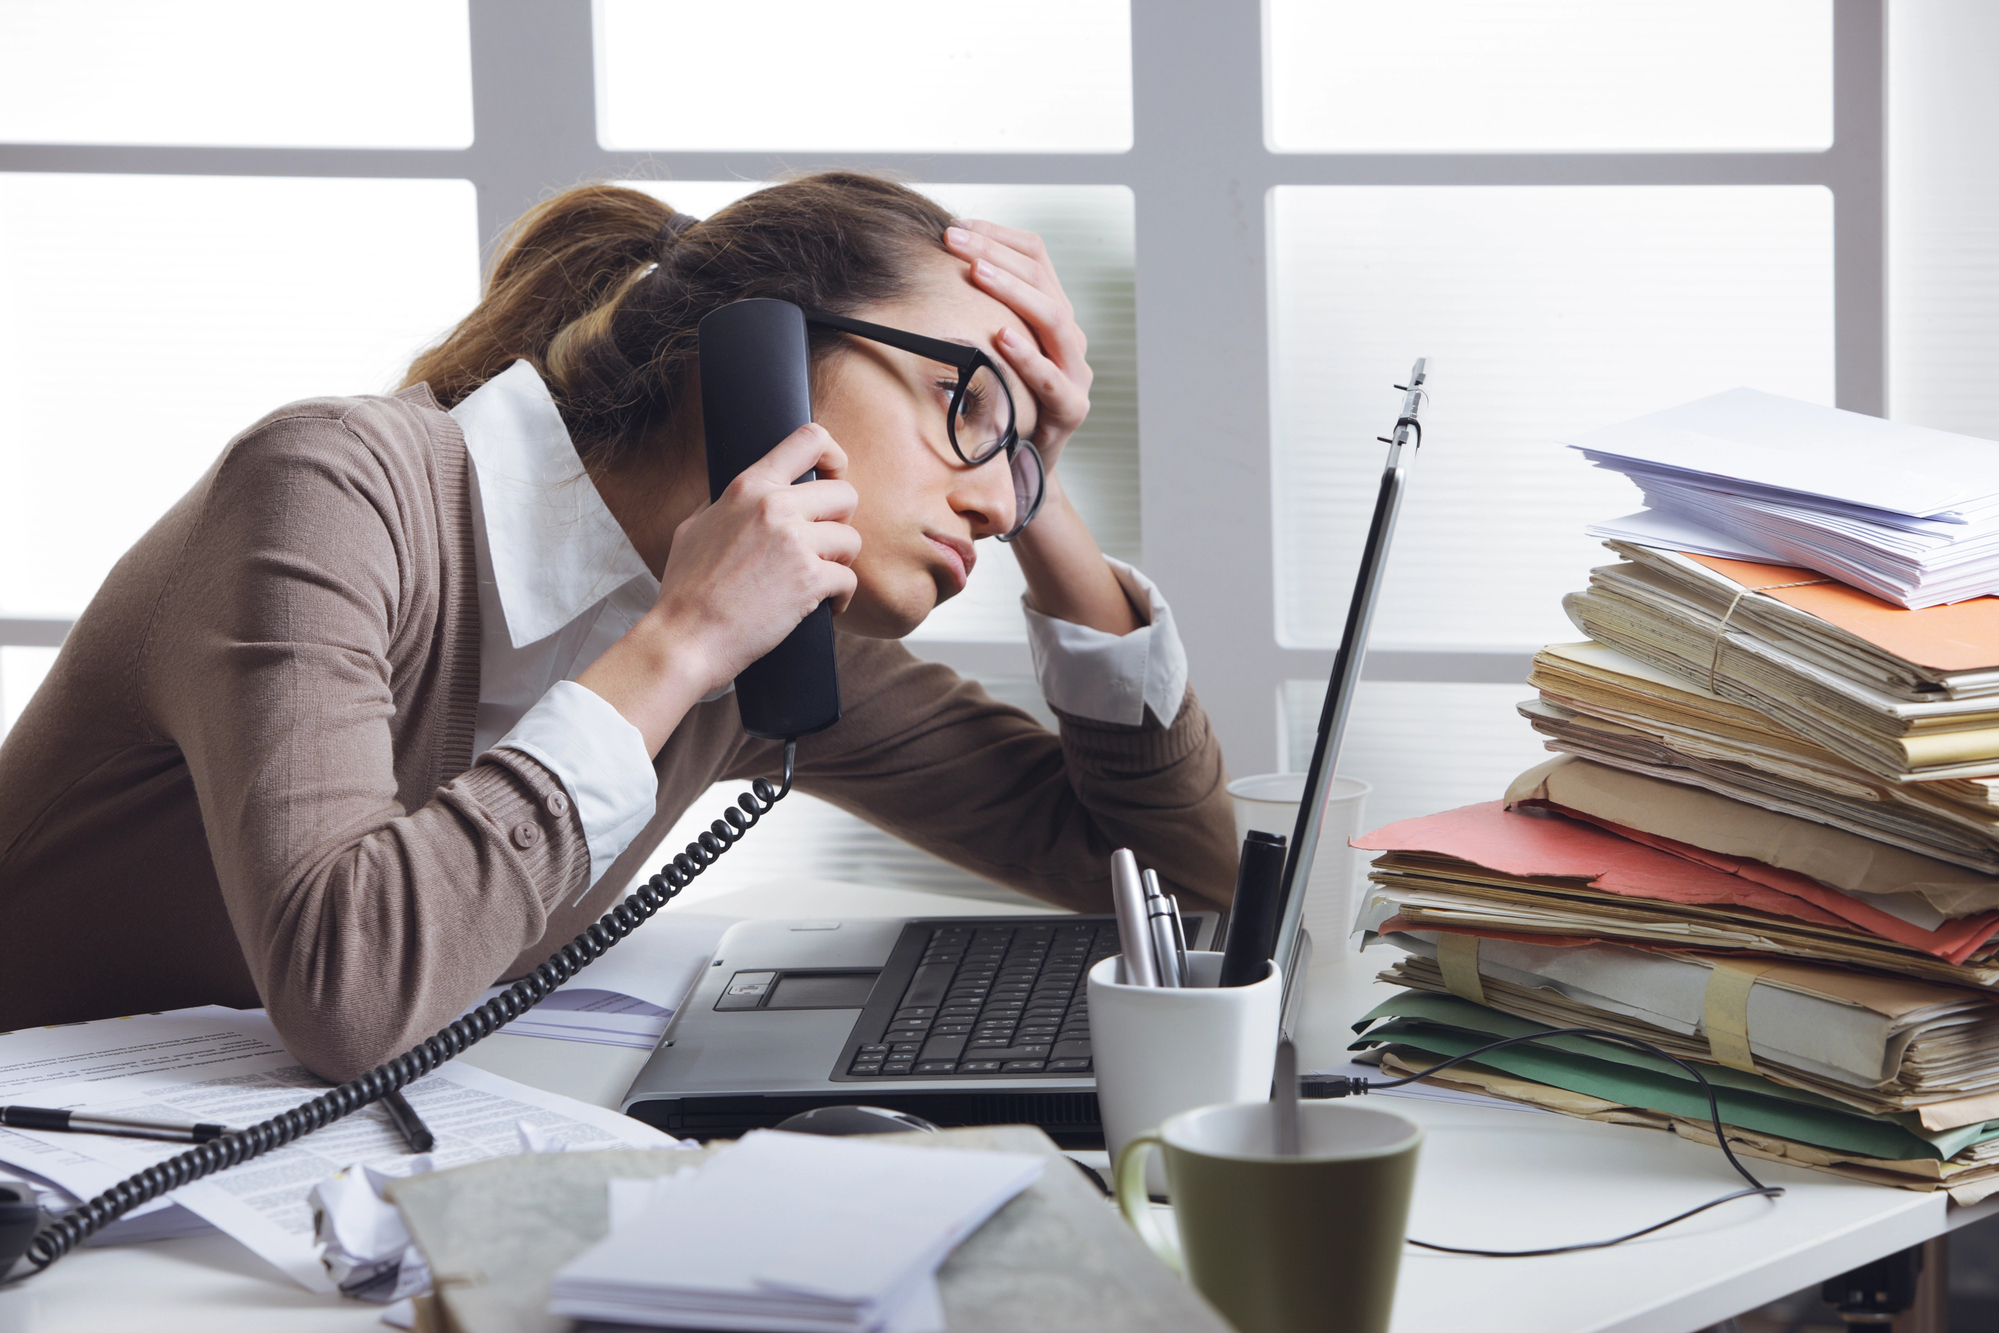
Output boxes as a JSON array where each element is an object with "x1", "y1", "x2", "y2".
[
  {"x1": 995, "y1": 325, "x2": 1089, "y2": 426},
  {"x1": 945, "y1": 224, "x2": 1087, "y2": 371},
  {"x1": 744, "y1": 421, "x2": 848, "y2": 487}
]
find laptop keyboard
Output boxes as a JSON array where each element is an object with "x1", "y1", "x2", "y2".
[{"x1": 845, "y1": 922, "x2": 1120, "y2": 1078}]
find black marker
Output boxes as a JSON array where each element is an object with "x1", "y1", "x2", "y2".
[
  {"x1": 381, "y1": 1090, "x2": 436, "y2": 1154},
  {"x1": 1218, "y1": 830, "x2": 1287, "y2": 988}
]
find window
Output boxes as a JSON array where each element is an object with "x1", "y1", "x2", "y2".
[
  {"x1": 0, "y1": 0, "x2": 472, "y2": 148},
  {"x1": 0, "y1": 5, "x2": 1888, "y2": 901},
  {"x1": 596, "y1": 0, "x2": 1132, "y2": 153}
]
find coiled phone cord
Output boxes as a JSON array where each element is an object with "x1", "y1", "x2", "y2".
[
  {"x1": 7, "y1": 742, "x2": 798, "y2": 1280},
  {"x1": 1303, "y1": 1025, "x2": 1786, "y2": 1257}
]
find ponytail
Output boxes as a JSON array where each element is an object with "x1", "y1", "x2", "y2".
[{"x1": 403, "y1": 173, "x2": 954, "y2": 473}]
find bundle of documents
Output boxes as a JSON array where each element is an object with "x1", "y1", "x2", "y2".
[
  {"x1": 549, "y1": 1130, "x2": 1043, "y2": 1332},
  {"x1": 1568, "y1": 388, "x2": 1999, "y2": 608},
  {"x1": 1565, "y1": 543, "x2": 1999, "y2": 781},
  {"x1": 1520, "y1": 639, "x2": 1999, "y2": 874},
  {"x1": 1349, "y1": 384, "x2": 1999, "y2": 1200}
]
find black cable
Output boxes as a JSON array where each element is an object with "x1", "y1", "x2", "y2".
[
  {"x1": 1303, "y1": 1026, "x2": 1786, "y2": 1258},
  {"x1": 4, "y1": 741, "x2": 799, "y2": 1282}
]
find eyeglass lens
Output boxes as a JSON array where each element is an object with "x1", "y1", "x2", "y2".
[
  {"x1": 1004, "y1": 439, "x2": 1045, "y2": 541},
  {"x1": 952, "y1": 361, "x2": 1015, "y2": 464}
]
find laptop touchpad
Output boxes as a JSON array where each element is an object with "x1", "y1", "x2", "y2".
[{"x1": 765, "y1": 972, "x2": 879, "y2": 1010}]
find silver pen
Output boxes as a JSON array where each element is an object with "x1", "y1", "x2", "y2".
[
  {"x1": 1111, "y1": 849, "x2": 1160, "y2": 986},
  {"x1": 1166, "y1": 892, "x2": 1190, "y2": 985},
  {"x1": 0, "y1": 1105, "x2": 230, "y2": 1144},
  {"x1": 1142, "y1": 869, "x2": 1181, "y2": 987}
]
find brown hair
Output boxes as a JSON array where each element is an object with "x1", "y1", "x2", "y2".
[{"x1": 403, "y1": 172, "x2": 955, "y2": 472}]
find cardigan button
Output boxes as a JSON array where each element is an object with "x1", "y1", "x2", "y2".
[
  {"x1": 511, "y1": 821, "x2": 542, "y2": 850},
  {"x1": 546, "y1": 790, "x2": 571, "y2": 818}
]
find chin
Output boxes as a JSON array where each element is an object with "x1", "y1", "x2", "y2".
[{"x1": 834, "y1": 578, "x2": 944, "y2": 639}]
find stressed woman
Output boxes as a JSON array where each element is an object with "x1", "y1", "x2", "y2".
[{"x1": 0, "y1": 175, "x2": 1237, "y2": 1080}]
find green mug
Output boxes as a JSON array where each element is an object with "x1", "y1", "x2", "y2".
[{"x1": 1116, "y1": 1099, "x2": 1422, "y2": 1333}]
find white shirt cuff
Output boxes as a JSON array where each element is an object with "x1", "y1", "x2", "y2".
[
  {"x1": 1022, "y1": 557, "x2": 1189, "y2": 727},
  {"x1": 493, "y1": 680, "x2": 658, "y2": 897}
]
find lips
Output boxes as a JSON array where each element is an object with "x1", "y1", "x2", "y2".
[{"x1": 926, "y1": 533, "x2": 976, "y2": 591}]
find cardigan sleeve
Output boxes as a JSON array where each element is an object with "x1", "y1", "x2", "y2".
[
  {"x1": 146, "y1": 405, "x2": 594, "y2": 1081},
  {"x1": 726, "y1": 635, "x2": 1239, "y2": 915}
]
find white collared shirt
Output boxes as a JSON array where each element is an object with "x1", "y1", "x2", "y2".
[{"x1": 452, "y1": 360, "x2": 1189, "y2": 892}]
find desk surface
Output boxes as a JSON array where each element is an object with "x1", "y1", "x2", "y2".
[{"x1": 1, "y1": 879, "x2": 1989, "y2": 1333}]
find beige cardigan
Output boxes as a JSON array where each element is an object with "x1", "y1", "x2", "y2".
[{"x1": 0, "y1": 386, "x2": 1236, "y2": 1079}]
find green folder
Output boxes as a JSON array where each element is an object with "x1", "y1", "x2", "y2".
[{"x1": 1351, "y1": 991, "x2": 1999, "y2": 1163}]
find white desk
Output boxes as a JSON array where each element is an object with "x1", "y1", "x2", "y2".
[{"x1": 0, "y1": 882, "x2": 1989, "y2": 1333}]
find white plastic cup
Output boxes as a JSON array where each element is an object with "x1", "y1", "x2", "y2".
[
  {"x1": 1088, "y1": 951, "x2": 1282, "y2": 1196},
  {"x1": 1227, "y1": 773, "x2": 1371, "y2": 955}
]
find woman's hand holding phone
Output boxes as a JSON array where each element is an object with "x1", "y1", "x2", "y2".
[{"x1": 578, "y1": 423, "x2": 859, "y2": 754}]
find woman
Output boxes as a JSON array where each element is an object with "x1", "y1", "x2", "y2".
[{"x1": 0, "y1": 174, "x2": 1236, "y2": 1079}]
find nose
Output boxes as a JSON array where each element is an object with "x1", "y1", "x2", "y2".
[{"x1": 949, "y1": 453, "x2": 1018, "y2": 539}]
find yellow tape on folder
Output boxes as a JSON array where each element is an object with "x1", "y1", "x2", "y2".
[
  {"x1": 1703, "y1": 959, "x2": 1778, "y2": 1073},
  {"x1": 1436, "y1": 934, "x2": 1487, "y2": 1006}
]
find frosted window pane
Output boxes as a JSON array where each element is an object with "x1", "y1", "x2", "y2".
[
  {"x1": 637, "y1": 181, "x2": 1138, "y2": 643},
  {"x1": 1268, "y1": 0, "x2": 1831, "y2": 153},
  {"x1": 0, "y1": 1, "x2": 472, "y2": 148},
  {"x1": 1889, "y1": 1, "x2": 1999, "y2": 440},
  {"x1": 597, "y1": 0, "x2": 1131, "y2": 152},
  {"x1": 640, "y1": 677, "x2": 1052, "y2": 909},
  {"x1": 0, "y1": 175, "x2": 480, "y2": 619},
  {"x1": 1, "y1": 646, "x2": 59, "y2": 741},
  {"x1": 1285, "y1": 681, "x2": 1550, "y2": 833},
  {"x1": 1271, "y1": 186, "x2": 1834, "y2": 651}
]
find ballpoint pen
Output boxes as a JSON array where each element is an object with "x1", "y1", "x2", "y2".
[
  {"x1": 1142, "y1": 869, "x2": 1182, "y2": 987},
  {"x1": 381, "y1": 1089, "x2": 436, "y2": 1153},
  {"x1": 1165, "y1": 893, "x2": 1190, "y2": 985},
  {"x1": 0, "y1": 1105, "x2": 230, "y2": 1144}
]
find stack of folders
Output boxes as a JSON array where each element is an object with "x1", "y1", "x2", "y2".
[
  {"x1": 548, "y1": 1130, "x2": 1043, "y2": 1333},
  {"x1": 1352, "y1": 388, "x2": 1999, "y2": 1203}
]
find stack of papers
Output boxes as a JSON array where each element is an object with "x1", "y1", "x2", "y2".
[
  {"x1": 550, "y1": 1130, "x2": 1043, "y2": 1333},
  {"x1": 1520, "y1": 640, "x2": 1999, "y2": 874},
  {"x1": 1565, "y1": 544, "x2": 1999, "y2": 781},
  {"x1": 0, "y1": 1006, "x2": 679, "y2": 1290},
  {"x1": 1345, "y1": 385, "x2": 1999, "y2": 1202},
  {"x1": 1568, "y1": 388, "x2": 1999, "y2": 608}
]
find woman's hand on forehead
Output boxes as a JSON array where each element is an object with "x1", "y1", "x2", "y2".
[{"x1": 944, "y1": 220, "x2": 1092, "y2": 473}]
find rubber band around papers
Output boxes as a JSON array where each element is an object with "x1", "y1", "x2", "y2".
[
  {"x1": 1706, "y1": 577, "x2": 1833, "y2": 693},
  {"x1": 1703, "y1": 958, "x2": 1779, "y2": 1073},
  {"x1": 1436, "y1": 933, "x2": 1488, "y2": 1005}
]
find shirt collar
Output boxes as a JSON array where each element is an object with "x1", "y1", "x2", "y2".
[{"x1": 452, "y1": 360, "x2": 655, "y2": 649}]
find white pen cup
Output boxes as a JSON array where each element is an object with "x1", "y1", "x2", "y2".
[
  {"x1": 1088, "y1": 951, "x2": 1282, "y2": 1197},
  {"x1": 1228, "y1": 773, "x2": 1371, "y2": 955}
]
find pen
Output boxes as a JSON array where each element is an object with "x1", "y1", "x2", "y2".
[
  {"x1": 0, "y1": 1105, "x2": 229, "y2": 1144},
  {"x1": 1110, "y1": 848, "x2": 1161, "y2": 987},
  {"x1": 381, "y1": 1089, "x2": 436, "y2": 1154},
  {"x1": 1142, "y1": 869, "x2": 1181, "y2": 987},
  {"x1": 1166, "y1": 893, "x2": 1190, "y2": 984}
]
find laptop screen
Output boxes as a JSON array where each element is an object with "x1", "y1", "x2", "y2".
[{"x1": 1268, "y1": 360, "x2": 1427, "y2": 1014}]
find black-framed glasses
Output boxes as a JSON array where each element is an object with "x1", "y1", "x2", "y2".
[{"x1": 805, "y1": 310, "x2": 1046, "y2": 542}]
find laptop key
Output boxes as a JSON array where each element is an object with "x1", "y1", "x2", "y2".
[
  {"x1": 1046, "y1": 1058, "x2": 1092, "y2": 1072},
  {"x1": 915, "y1": 1061, "x2": 958, "y2": 1074},
  {"x1": 920, "y1": 1034, "x2": 968, "y2": 1061},
  {"x1": 1001, "y1": 1060, "x2": 1047, "y2": 1073},
  {"x1": 881, "y1": 1061, "x2": 914, "y2": 1074},
  {"x1": 1050, "y1": 1039, "x2": 1092, "y2": 1060},
  {"x1": 956, "y1": 1060, "x2": 1004, "y2": 1073}
]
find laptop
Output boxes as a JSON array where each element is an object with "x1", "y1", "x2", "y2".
[{"x1": 621, "y1": 360, "x2": 1429, "y2": 1146}]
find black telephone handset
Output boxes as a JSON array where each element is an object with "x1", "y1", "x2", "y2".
[{"x1": 698, "y1": 298, "x2": 842, "y2": 741}]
